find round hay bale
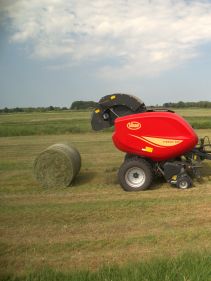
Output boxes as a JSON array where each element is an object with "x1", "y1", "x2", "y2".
[{"x1": 34, "y1": 143, "x2": 81, "y2": 187}]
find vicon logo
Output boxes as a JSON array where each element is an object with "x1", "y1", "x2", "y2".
[{"x1": 127, "y1": 121, "x2": 141, "y2": 130}]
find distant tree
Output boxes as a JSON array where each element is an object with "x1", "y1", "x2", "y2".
[
  {"x1": 14, "y1": 107, "x2": 23, "y2": 112},
  {"x1": 48, "y1": 106, "x2": 54, "y2": 111},
  {"x1": 70, "y1": 101, "x2": 98, "y2": 110},
  {"x1": 177, "y1": 101, "x2": 185, "y2": 108},
  {"x1": 3, "y1": 107, "x2": 9, "y2": 113}
]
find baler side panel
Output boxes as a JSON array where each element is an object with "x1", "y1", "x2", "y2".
[{"x1": 112, "y1": 112, "x2": 198, "y2": 161}]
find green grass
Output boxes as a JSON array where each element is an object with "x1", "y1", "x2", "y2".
[
  {"x1": 1, "y1": 252, "x2": 211, "y2": 281},
  {"x1": 0, "y1": 108, "x2": 211, "y2": 136},
  {"x1": 0, "y1": 111, "x2": 92, "y2": 137},
  {"x1": 174, "y1": 108, "x2": 211, "y2": 117},
  {"x1": 170, "y1": 108, "x2": 211, "y2": 129},
  {"x1": 0, "y1": 119, "x2": 90, "y2": 136},
  {"x1": 0, "y1": 110, "x2": 211, "y2": 279}
]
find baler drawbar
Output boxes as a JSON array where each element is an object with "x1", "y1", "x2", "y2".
[{"x1": 91, "y1": 93, "x2": 211, "y2": 191}]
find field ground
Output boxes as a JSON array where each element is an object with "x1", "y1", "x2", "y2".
[{"x1": 0, "y1": 110, "x2": 211, "y2": 280}]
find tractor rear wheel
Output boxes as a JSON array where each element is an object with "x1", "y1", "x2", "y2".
[{"x1": 118, "y1": 158, "x2": 153, "y2": 191}]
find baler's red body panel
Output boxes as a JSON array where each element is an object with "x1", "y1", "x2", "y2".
[{"x1": 112, "y1": 112, "x2": 198, "y2": 161}]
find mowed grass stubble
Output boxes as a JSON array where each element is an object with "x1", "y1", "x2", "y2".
[{"x1": 0, "y1": 110, "x2": 211, "y2": 279}]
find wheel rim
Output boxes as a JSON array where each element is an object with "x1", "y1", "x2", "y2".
[
  {"x1": 179, "y1": 180, "x2": 188, "y2": 189},
  {"x1": 125, "y1": 167, "x2": 146, "y2": 188}
]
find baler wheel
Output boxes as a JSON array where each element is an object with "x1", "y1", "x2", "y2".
[
  {"x1": 118, "y1": 158, "x2": 153, "y2": 191},
  {"x1": 176, "y1": 175, "x2": 192, "y2": 189}
]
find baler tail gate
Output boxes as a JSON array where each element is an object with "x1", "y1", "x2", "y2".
[{"x1": 91, "y1": 93, "x2": 146, "y2": 131}]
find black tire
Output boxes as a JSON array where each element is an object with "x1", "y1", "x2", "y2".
[
  {"x1": 176, "y1": 175, "x2": 192, "y2": 189},
  {"x1": 118, "y1": 158, "x2": 153, "y2": 191}
]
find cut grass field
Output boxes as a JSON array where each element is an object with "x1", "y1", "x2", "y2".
[{"x1": 0, "y1": 110, "x2": 211, "y2": 280}]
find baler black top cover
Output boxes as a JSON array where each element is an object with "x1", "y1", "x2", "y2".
[{"x1": 91, "y1": 93, "x2": 146, "y2": 131}]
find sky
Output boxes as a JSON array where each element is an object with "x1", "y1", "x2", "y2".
[{"x1": 0, "y1": 0, "x2": 211, "y2": 108}]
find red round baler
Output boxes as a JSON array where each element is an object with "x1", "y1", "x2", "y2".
[
  {"x1": 113, "y1": 111, "x2": 198, "y2": 162},
  {"x1": 91, "y1": 94, "x2": 211, "y2": 191}
]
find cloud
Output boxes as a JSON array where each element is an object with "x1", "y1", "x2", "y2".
[{"x1": 3, "y1": 0, "x2": 211, "y2": 78}]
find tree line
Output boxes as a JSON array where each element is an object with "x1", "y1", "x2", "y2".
[
  {"x1": 0, "y1": 101, "x2": 98, "y2": 113},
  {"x1": 163, "y1": 101, "x2": 211, "y2": 108},
  {"x1": 1, "y1": 100, "x2": 211, "y2": 113},
  {"x1": 0, "y1": 106, "x2": 69, "y2": 114}
]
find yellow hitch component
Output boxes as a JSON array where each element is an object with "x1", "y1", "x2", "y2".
[
  {"x1": 95, "y1": 109, "x2": 100, "y2": 114},
  {"x1": 110, "y1": 95, "x2": 116, "y2": 100}
]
